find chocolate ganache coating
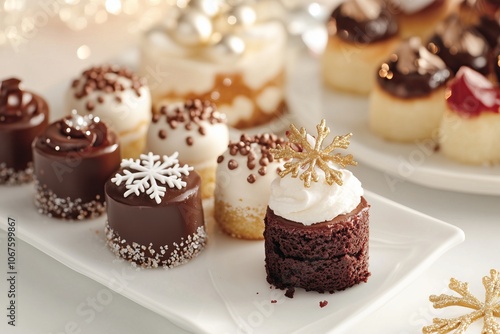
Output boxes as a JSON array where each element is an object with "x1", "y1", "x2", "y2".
[
  {"x1": 427, "y1": 15, "x2": 490, "y2": 75},
  {"x1": 376, "y1": 37, "x2": 452, "y2": 98},
  {"x1": 105, "y1": 161, "x2": 206, "y2": 268},
  {"x1": 474, "y1": 0, "x2": 500, "y2": 47},
  {"x1": 329, "y1": 0, "x2": 398, "y2": 44},
  {"x1": 0, "y1": 78, "x2": 49, "y2": 184},
  {"x1": 33, "y1": 112, "x2": 120, "y2": 219}
]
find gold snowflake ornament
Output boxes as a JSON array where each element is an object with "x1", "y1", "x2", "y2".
[
  {"x1": 271, "y1": 119, "x2": 357, "y2": 188},
  {"x1": 423, "y1": 269, "x2": 500, "y2": 334}
]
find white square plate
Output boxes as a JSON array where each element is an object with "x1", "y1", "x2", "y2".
[{"x1": 0, "y1": 186, "x2": 463, "y2": 334}]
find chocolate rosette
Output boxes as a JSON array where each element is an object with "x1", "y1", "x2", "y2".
[
  {"x1": 328, "y1": 0, "x2": 398, "y2": 44},
  {"x1": 376, "y1": 37, "x2": 452, "y2": 98},
  {"x1": 40, "y1": 112, "x2": 109, "y2": 153},
  {"x1": 427, "y1": 14, "x2": 490, "y2": 75},
  {"x1": 0, "y1": 78, "x2": 49, "y2": 184}
]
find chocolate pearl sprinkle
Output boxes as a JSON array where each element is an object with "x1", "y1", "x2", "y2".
[
  {"x1": 86, "y1": 101, "x2": 95, "y2": 111},
  {"x1": 247, "y1": 174, "x2": 256, "y2": 184},
  {"x1": 186, "y1": 136, "x2": 194, "y2": 146},
  {"x1": 247, "y1": 160, "x2": 256, "y2": 170},
  {"x1": 217, "y1": 155, "x2": 224, "y2": 163},
  {"x1": 158, "y1": 130, "x2": 167, "y2": 139},
  {"x1": 258, "y1": 167, "x2": 266, "y2": 176},
  {"x1": 228, "y1": 159, "x2": 238, "y2": 170},
  {"x1": 97, "y1": 96, "x2": 104, "y2": 103}
]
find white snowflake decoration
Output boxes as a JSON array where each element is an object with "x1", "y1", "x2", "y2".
[{"x1": 111, "y1": 152, "x2": 193, "y2": 204}]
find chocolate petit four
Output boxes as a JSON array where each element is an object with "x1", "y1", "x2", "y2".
[
  {"x1": 66, "y1": 65, "x2": 151, "y2": 159},
  {"x1": 214, "y1": 133, "x2": 286, "y2": 240},
  {"x1": 426, "y1": 14, "x2": 490, "y2": 76},
  {"x1": 438, "y1": 66, "x2": 500, "y2": 165},
  {"x1": 33, "y1": 111, "x2": 121, "y2": 220},
  {"x1": 147, "y1": 99, "x2": 229, "y2": 199},
  {"x1": 105, "y1": 152, "x2": 206, "y2": 268},
  {"x1": 322, "y1": 0, "x2": 400, "y2": 95},
  {"x1": 369, "y1": 37, "x2": 452, "y2": 142},
  {"x1": 0, "y1": 78, "x2": 49, "y2": 185},
  {"x1": 139, "y1": 0, "x2": 287, "y2": 128},
  {"x1": 265, "y1": 120, "x2": 370, "y2": 293}
]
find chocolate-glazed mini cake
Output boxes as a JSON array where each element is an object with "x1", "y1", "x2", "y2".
[
  {"x1": 139, "y1": 1, "x2": 287, "y2": 129},
  {"x1": 322, "y1": 0, "x2": 400, "y2": 95},
  {"x1": 214, "y1": 133, "x2": 286, "y2": 240},
  {"x1": 426, "y1": 14, "x2": 490, "y2": 75},
  {"x1": 33, "y1": 111, "x2": 120, "y2": 220},
  {"x1": 66, "y1": 65, "x2": 151, "y2": 159},
  {"x1": 265, "y1": 120, "x2": 370, "y2": 294},
  {"x1": 438, "y1": 67, "x2": 500, "y2": 165},
  {"x1": 147, "y1": 99, "x2": 229, "y2": 199},
  {"x1": 369, "y1": 37, "x2": 452, "y2": 142},
  {"x1": 0, "y1": 78, "x2": 49, "y2": 185},
  {"x1": 105, "y1": 152, "x2": 206, "y2": 268}
]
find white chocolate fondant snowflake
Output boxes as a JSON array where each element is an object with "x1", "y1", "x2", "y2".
[{"x1": 111, "y1": 152, "x2": 193, "y2": 204}]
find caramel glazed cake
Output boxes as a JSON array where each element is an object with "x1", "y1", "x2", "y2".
[
  {"x1": 0, "y1": 78, "x2": 49, "y2": 185},
  {"x1": 264, "y1": 120, "x2": 370, "y2": 294},
  {"x1": 105, "y1": 152, "x2": 206, "y2": 268},
  {"x1": 139, "y1": 0, "x2": 287, "y2": 128}
]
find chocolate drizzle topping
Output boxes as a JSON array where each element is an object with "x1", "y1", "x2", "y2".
[
  {"x1": 377, "y1": 37, "x2": 452, "y2": 98},
  {"x1": 71, "y1": 65, "x2": 146, "y2": 112},
  {"x1": 328, "y1": 0, "x2": 398, "y2": 44},
  {"x1": 427, "y1": 15, "x2": 490, "y2": 75},
  {"x1": 0, "y1": 78, "x2": 39, "y2": 123},
  {"x1": 152, "y1": 99, "x2": 226, "y2": 146},
  {"x1": 39, "y1": 111, "x2": 111, "y2": 152},
  {"x1": 218, "y1": 133, "x2": 286, "y2": 183}
]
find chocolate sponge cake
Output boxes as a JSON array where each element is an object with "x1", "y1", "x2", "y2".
[
  {"x1": 265, "y1": 120, "x2": 370, "y2": 294},
  {"x1": 264, "y1": 197, "x2": 370, "y2": 293}
]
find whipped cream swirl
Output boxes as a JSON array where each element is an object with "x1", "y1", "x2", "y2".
[{"x1": 268, "y1": 167, "x2": 363, "y2": 226}]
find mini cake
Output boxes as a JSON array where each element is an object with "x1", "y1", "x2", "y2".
[
  {"x1": 388, "y1": 0, "x2": 459, "y2": 40},
  {"x1": 321, "y1": 0, "x2": 400, "y2": 95},
  {"x1": 139, "y1": 1, "x2": 287, "y2": 128},
  {"x1": 65, "y1": 65, "x2": 151, "y2": 159},
  {"x1": 438, "y1": 66, "x2": 500, "y2": 165},
  {"x1": 426, "y1": 14, "x2": 490, "y2": 75},
  {"x1": 214, "y1": 133, "x2": 286, "y2": 240},
  {"x1": 0, "y1": 78, "x2": 49, "y2": 185},
  {"x1": 473, "y1": 0, "x2": 500, "y2": 48},
  {"x1": 369, "y1": 37, "x2": 452, "y2": 142},
  {"x1": 105, "y1": 152, "x2": 206, "y2": 268},
  {"x1": 264, "y1": 120, "x2": 370, "y2": 294},
  {"x1": 147, "y1": 99, "x2": 229, "y2": 199},
  {"x1": 33, "y1": 111, "x2": 121, "y2": 220}
]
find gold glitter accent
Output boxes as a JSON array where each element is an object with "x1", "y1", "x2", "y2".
[
  {"x1": 423, "y1": 269, "x2": 500, "y2": 334},
  {"x1": 271, "y1": 119, "x2": 356, "y2": 188}
]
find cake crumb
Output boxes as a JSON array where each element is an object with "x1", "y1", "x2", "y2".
[
  {"x1": 271, "y1": 300, "x2": 277, "y2": 304},
  {"x1": 319, "y1": 300, "x2": 328, "y2": 308},
  {"x1": 285, "y1": 287, "x2": 295, "y2": 299}
]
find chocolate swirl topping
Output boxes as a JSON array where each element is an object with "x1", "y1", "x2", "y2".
[
  {"x1": 328, "y1": 0, "x2": 398, "y2": 44},
  {"x1": 0, "y1": 78, "x2": 42, "y2": 124},
  {"x1": 218, "y1": 133, "x2": 286, "y2": 184},
  {"x1": 427, "y1": 15, "x2": 490, "y2": 75},
  {"x1": 38, "y1": 111, "x2": 113, "y2": 153},
  {"x1": 71, "y1": 65, "x2": 146, "y2": 112},
  {"x1": 152, "y1": 99, "x2": 226, "y2": 146},
  {"x1": 377, "y1": 37, "x2": 452, "y2": 98}
]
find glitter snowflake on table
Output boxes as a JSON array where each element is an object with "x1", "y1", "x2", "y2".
[
  {"x1": 271, "y1": 119, "x2": 357, "y2": 188},
  {"x1": 111, "y1": 152, "x2": 193, "y2": 204},
  {"x1": 423, "y1": 269, "x2": 500, "y2": 334}
]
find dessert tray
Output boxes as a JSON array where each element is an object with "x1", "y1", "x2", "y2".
[
  {"x1": 0, "y1": 186, "x2": 464, "y2": 334},
  {"x1": 287, "y1": 50, "x2": 500, "y2": 196}
]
